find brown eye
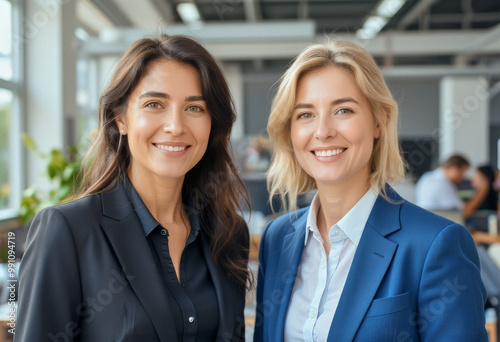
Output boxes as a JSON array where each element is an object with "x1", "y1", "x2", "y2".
[
  {"x1": 297, "y1": 112, "x2": 314, "y2": 120},
  {"x1": 336, "y1": 108, "x2": 353, "y2": 115},
  {"x1": 146, "y1": 102, "x2": 162, "y2": 109},
  {"x1": 187, "y1": 105, "x2": 203, "y2": 112}
]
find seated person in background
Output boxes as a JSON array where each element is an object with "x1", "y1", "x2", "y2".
[
  {"x1": 415, "y1": 154, "x2": 469, "y2": 210},
  {"x1": 463, "y1": 165, "x2": 497, "y2": 220}
]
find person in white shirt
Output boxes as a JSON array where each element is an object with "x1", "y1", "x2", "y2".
[
  {"x1": 415, "y1": 154, "x2": 469, "y2": 210},
  {"x1": 254, "y1": 40, "x2": 487, "y2": 341}
]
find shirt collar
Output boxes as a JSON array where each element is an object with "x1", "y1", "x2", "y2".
[
  {"x1": 304, "y1": 187, "x2": 379, "y2": 246},
  {"x1": 124, "y1": 176, "x2": 201, "y2": 238},
  {"x1": 304, "y1": 193, "x2": 321, "y2": 245}
]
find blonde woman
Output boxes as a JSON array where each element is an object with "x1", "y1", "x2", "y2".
[{"x1": 254, "y1": 41, "x2": 488, "y2": 341}]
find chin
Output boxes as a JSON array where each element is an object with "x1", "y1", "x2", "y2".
[{"x1": 313, "y1": 175, "x2": 343, "y2": 184}]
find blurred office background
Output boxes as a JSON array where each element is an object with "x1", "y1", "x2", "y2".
[
  {"x1": 2, "y1": 0, "x2": 500, "y2": 219},
  {"x1": 1, "y1": 0, "x2": 500, "y2": 340}
]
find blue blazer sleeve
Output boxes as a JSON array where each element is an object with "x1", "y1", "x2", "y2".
[
  {"x1": 15, "y1": 207, "x2": 83, "y2": 342},
  {"x1": 417, "y1": 223, "x2": 487, "y2": 341}
]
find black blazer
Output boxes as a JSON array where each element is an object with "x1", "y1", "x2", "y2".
[{"x1": 15, "y1": 182, "x2": 247, "y2": 342}]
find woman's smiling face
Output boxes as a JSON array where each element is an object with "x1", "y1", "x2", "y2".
[
  {"x1": 116, "y1": 59, "x2": 212, "y2": 182},
  {"x1": 290, "y1": 65, "x2": 380, "y2": 188}
]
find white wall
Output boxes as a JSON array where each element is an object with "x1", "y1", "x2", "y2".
[{"x1": 25, "y1": 0, "x2": 77, "y2": 188}]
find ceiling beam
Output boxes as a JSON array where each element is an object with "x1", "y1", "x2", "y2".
[
  {"x1": 398, "y1": 0, "x2": 439, "y2": 30},
  {"x1": 454, "y1": 22, "x2": 500, "y2": 65},
  {"x1": 461, "y1": 23, "x2": 500, "y2": 55},
  {"x1": 382, "y1": 65, "x2": 500, "y2": 79},
  {"x1": 111, "y1": 0, "x2": 173, "y2": 31},
  {"x1": 77, "y1": 0, "x2": 114, "y2": 33},
  {"x1": 88, "y1": 0, "x2": 132, "y2": 26},
  {"x1": 244, "y1": 0, "x2": 262, "y2": 21},
  {"x1": 78, "y1": 22, "x2": 99, "y2": 37},
  {"x1": 149, "y1": 0, "x2": 175, "y2": 23},
  {"x1": 298, "y1": 0, "x2": 309, "y2": 20},
  {"x1": 80, "y1": 26, "x2": 500, "y2": 61},
  {"x1": 428, "y1": 12, "x2": 500, "y2": 24},
  {"x1": 192, "y1": 0, "x2": 205, "y2": 22},
  {"x1": 461, "y1": 0, "x2": 473, "y2": 29}
]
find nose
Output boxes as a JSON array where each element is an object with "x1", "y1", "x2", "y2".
[
  {"x1": 314, "y1": 112, "x2": 335, "y2": 141},
  {"x1": 162, "y1": 108, "x2": 185, "y2": 136}
]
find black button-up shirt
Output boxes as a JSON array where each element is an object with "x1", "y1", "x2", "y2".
[{"x1": 124, "y1": 178, "x2": 219, "y2": 341}]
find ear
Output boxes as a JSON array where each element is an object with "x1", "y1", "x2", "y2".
[
  {"x1": 373, "y1": 122, "x2": 381, "y2": 139},
  {"x1": 115, "y1": 113, "x2": 127, "y2": 135}
]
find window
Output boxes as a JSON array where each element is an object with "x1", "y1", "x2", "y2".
[
  {"x1": 0, "y1": 0, "x2": 13, "y2": 81},
  {"x1": 0, "y1": 89, "x2": 14, "y2": 210},
  {"x1": 0, "y1": 0, "x2": 23, "y2": 220}
]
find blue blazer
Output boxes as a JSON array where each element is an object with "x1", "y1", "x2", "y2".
[
  {"x1": 254, "y1": 186, "x2": 488, "y2": 341},
  {"x1": 16, "y1": 181, "x2": 247, "y2": 342}
]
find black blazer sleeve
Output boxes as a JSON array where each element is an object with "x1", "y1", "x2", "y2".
[
  {"x1": 15, "y1": 207, "x2": 83, "y2": 342},
  {"x1": 225, "y1": 218, "x2": 250, "y2": 342}
]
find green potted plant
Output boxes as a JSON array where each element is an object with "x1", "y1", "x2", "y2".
[{"x1": 19, "y1": 133, "x2": 84, "y2": 223}]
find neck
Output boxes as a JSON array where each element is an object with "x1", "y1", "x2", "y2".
[
  {"x1": 127, "y1": 167, "x2": 185, "y2": 226},
  {"x1": 316, "y1": 174, "x2": 371, "y2": 235}
]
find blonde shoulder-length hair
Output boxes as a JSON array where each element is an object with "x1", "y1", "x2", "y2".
[{"x1": 267, "y1": 39, "x2": 405, "y2": 212}]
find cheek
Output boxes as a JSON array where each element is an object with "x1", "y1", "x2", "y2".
[
  {"x1": 290, "y1": 124, "x2": 310, "y2": 150},
  {"x1": 194, "y1": 117, "x2": 212, "y2": 146},
  {"x1": 127, "y1": 114, "x2": 156, "y2": 142},
  {"x1": 342, "y1": 120, "x2": 376, "y2": 148},
  {"x1": 134, "y1": 115, "x2": 156, "y2": 132}
]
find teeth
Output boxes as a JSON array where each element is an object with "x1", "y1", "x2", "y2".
[
  {"x1": 314, "y1": 149, "x2": 344, "y2": 157},
  {"x1": 156, "y1": 144, "x2": 186, "y2": 152}
]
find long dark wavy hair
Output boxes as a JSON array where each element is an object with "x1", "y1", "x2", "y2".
[
  {"x1": 477, "y1": 165, "x2": 497, "y2": 211},
  {"x1": 78, "y1": 34, "x2": 250, "y2": 292}
]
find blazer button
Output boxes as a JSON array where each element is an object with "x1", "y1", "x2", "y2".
[{"x1": 188, "y1": 316, "x2": 195, "y2": 323}]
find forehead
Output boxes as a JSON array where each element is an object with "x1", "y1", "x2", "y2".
[
  {"x1": 131, "y1": 59, "x2": 202, "y2": 97},
  {"x1": 295, "y1": 65, "x2": 365, "y2": 102}
]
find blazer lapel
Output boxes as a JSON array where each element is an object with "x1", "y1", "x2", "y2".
[
  {"x1": 272, "y1": 213, "x2": 307, "y2": 342},
  {"x1": 100, "y1": 184, "x2": 178, "y2": 342},
  {"x1": 199, "y1": 230, "x2": 241, "y2": 341},
  {"x1": 328, "y1": 189, "x2": 402, "y2": 341}
]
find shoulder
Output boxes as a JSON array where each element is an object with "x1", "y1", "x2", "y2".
[
  {"x1": 259, "y1": 207, "x2": 308, "y2": 252},
  {"x1": 396, "y1": 197, "x2": 471, "y2": 245},
  {"x1": 264, "y1": 207, "x2": 308, "y2": 237},
  {"x1": 28, "y1": 194, "x2": 103, "y2": 240},
  {"x1": 401, "y1": 199, "x2": 455, "y2": 227},
  {"x1": 45, "y1": 193, "x2": 101, "y2": 216}
]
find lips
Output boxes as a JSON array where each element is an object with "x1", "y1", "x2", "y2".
[{"x1": 313, "y1": 148, "x2": 346, "y2": 157}]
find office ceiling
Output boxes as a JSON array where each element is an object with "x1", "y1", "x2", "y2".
[
  {"x1": 83, "y1": 0, "x2": 500, "y2": 34},
  {"x1": 79, "y1": 0, "x2": 500, "y2": 70}
]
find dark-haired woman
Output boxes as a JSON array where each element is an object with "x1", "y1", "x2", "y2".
[
  {"x1": 463, "y1": 165, "x2": 498, "y2": 219},
  {"x1": 16, "y1": 35, "x2": 249, "y2": 342}
]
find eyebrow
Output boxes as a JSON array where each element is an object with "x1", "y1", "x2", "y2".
[
  {"x1": 138, "y1": 91, "x2": 170, "y2": 100},
  {"x1": 185, "y1": 95, "x2": 205, "y2": 102},
  {"x1": 138, "y1": 91, "x2": 205, "y2": 102},
  {"x1": 293, "y1": 97, "x2": 359, "y2": 110}
]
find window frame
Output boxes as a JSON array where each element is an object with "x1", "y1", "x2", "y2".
[{"x1": 0, "y1": 0, "x2": 24, "y2": 221}]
